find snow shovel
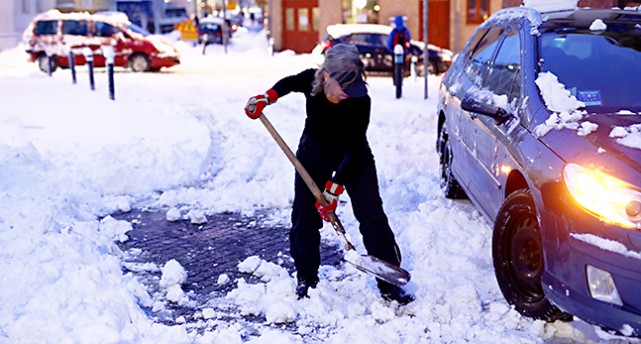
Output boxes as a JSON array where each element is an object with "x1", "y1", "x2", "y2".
[{"x1": 258, "y1": 112, "x2": 411, "y2": 287}]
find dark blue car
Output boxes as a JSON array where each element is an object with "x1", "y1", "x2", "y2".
[
  {"x1": 437, "y1": 4, "x2": 641, "y2": 336},
  {"x1": 312, "y1": 24, "x2": 453, "y2": 76}
]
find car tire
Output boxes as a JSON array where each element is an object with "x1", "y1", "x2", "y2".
[
  {"x1": 129, "y1": 54, "x2": 150, "y2": 73},
  {"x1": 37, "y1": 54, "x2": 58, "y2": 73},
  {"x1": 492, "y1": 189, "x2": 573, "y2": 322},
  {"x1": 437, "y1": 123, "x2": 466, "y2": 199}
]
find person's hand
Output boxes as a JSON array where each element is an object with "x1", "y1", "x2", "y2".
[
  {"x1": 244, "y1": 89, "x2": 278, "y2": 119},
  {"x1": 315, "y1": 181, "x2": 345, "y2": 222}
]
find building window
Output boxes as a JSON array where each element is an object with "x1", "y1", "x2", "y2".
[
  {"x1": 286, "y1": 8, "x2": 294, "y2": 31},
  {"x1": 467, "y1": 0, "x2": 489, "y2": 24},
  {"x1": 312, "y1": 7, "x2": 319, "y2": 32},
  {"x1": 298, "y1": 8, "x2": 309, "y2": 31}
]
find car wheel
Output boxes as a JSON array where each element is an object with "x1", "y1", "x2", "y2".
[
  {"x1": 37, "y1": 54, "x2": 58, "y2": 73},
  {"x1": 129, "y1": 54, "x2": 150, "y2": 73},
  {"x1": 437, "y1": 123, "x2": 466, "y2": 199},
  {"x1": 493, "y1": 189, "x2": 572, "y2": 322}
]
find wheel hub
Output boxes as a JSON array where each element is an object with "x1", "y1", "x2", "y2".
[{"x1": 509, "y1": 215, "x2": 544, "y2": 298}]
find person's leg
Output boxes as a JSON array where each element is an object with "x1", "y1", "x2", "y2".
[
  {"x1": 345, "y1": 152, "x2": 414, "y2": 304},
  {"x1": 290, "y1": 135, "x2": 335, "y2": 296},
  {"x1": 345, "y1": 154, "x2": 401, "y2": 267}
]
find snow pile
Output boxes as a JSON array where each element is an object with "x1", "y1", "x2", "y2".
[
  {"x1": 533, "y1": 72, "x2": 592, "y2": 137},
  {"x1": 610, "y1": 124, "x2": 641, "y2": 150},
  {"x1": 590, "y1": 19, "x2": 607, "y2": 31},
  {"x1": 159, "y1": 259, "x2": 188, "y2": 303}
]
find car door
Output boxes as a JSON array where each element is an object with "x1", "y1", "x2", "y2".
[
  {"x1": 94, "y1": 20, "x2": 128, "y2": 68},
  {"x1": 466, "y1": 27, "x2": 523, "y2": 218},
  {"x1": 60, "y1": 19, "x2": 89, "y2": 67},
  {"x1": 458, "y1": 26, "x2": 505, "y2": 216},
  {"x1": 441, "y1": 27, "x2": 489, "y2": 190}
]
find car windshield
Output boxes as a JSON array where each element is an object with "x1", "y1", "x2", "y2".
[
  {"x1": 126, "y1": 22, "x2": 150, "y2": 37},
  {"x1": 539, "y1": 28, "x2": 641, "y2": 113}
]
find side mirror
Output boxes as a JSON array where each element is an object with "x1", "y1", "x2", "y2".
[{"x1": 461, "y1": 97, "x2": 510, "y2": 123}]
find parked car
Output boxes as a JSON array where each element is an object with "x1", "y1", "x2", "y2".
[
  {"x1": 197, "y1": 17, "x2": 227, "y2": 45},
  {"x1": 22, "y1": 10, "x2": 180, "y2": 73},
  {"x1": 312, "y1": 24, "x2": 453, "y2": 76},
  {"x1": 437, "y1": 3, "x2": 641, "y2": 336}
]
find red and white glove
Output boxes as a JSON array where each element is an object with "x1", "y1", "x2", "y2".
[
  {"x1": 244, "y1": 89, "x2": 278, "y2": 119},
  {"x1": 315, "y1": 180, "x2": 345, "y2": 222}
]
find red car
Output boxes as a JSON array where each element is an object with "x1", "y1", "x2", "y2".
[{"x1": 23, "y1": 10, "x2": 180, "y2": 73}]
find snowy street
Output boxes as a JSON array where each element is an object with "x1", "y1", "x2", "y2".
[{"x1": 0, "y1": 27, "x2": 636, "y2": 343}]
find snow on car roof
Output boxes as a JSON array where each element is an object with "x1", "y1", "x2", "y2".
[{"x1": 326, "y1": 24, "x2": 392, "y2": 38}]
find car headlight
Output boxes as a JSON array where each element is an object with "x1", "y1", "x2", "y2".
[{"x1": 563, "y1": 163, "x2": 641, "y2": 229}]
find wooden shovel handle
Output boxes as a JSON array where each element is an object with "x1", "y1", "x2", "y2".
[{"x1": 258, "y1": 113, "x2": 355, "y2": 250}]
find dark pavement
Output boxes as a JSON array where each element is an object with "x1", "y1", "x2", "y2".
[{"x1": 113, "y1": 208, "x2": 343, "y2": 325}]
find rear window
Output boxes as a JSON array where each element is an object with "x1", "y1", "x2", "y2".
[
  {"x1": 35, "y1": 20, "x2": 58, "y2": 35},
  {"x1": 62, "y1": 20, "x2": 88, "y2": 36}
]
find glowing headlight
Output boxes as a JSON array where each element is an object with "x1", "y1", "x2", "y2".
[{"x1": 563, "y1": 163, "x2": 641, "y2": 229}]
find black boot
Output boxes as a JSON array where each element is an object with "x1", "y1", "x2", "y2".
[
  {"x1": 379, "y1": 284, "x2": 415, "y2": 305},
  {"x1": 295, "y1": 277, "x2": 319, "y2": 299}
]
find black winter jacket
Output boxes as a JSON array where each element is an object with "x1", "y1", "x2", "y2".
[{"x1": 271, "y1": 68, "x2": 372, "y2": 185}]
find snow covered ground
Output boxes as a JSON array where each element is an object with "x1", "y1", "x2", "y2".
[{"x1": 0, "y1": 24, "x2": 638, "y2": 343}]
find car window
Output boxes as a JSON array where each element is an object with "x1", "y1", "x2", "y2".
[
  {"x1": 125, "y1": 23, "x2": 150, "y2": 37},
  {"x1": 199, "y1": 23, "x2": 220, "y2": 31},
  {"x1": 95, "y1": 21, "x2": 122, "y2": 38},
  {"x1": 369, "y1": 34, "x2": 386, "y2": 47},
  {"x1": 349, "y1": 34, "x2": 369, "y2": 46},
  {"x1": 465, "y1": 27, "x2": 505, "y2": 84},
  {"x1": 62, "y1": 20, "x2": 88, "y2": 36},
  {"x1": 35, "y1": 20, "x2": 58, "y2": 35},
  {"x1": 488, "y1": 29, "x2": 521, "y2": 102},
  {"x1": 540, "y1": 29, "x2": 641, "y2": 112}
]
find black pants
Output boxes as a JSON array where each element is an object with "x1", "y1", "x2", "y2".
[{"x1": 290, "y1": 134, "x2": 401, "y2": 290}]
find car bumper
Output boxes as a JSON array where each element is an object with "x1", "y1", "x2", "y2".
[
  {"x1": 540, "y1": 193, "x2": 641, "y2": 336},
  {"x1": 150, "y1": 56, "x2": 180, "y2": 69}
]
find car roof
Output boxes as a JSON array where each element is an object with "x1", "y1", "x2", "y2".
[
  {"x1": 32, "y1": 9, "x2": 130, "y2": 24},
  {"x1": 326, "y1": 24, "x2": 392, "y2": 38},
  {"x1": 539, "y1": 8, "x2": 641, "y2": 30},
  {"x1": 489, "y1": 6, "x2": 641, "y2": 32},
  {"x1": 200, "y1": 16, "x2": 225, "y2": 24}
]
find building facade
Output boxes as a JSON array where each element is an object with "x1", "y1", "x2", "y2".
[{"x1": 271, "y1": 0, "x2": 640, "y2": 54}]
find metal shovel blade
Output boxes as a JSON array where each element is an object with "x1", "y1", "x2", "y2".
[{"x1": 344, "y1": 252, "x2": 411, "y2": 287}]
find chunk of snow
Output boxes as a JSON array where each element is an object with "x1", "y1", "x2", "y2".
[{"x1": 590, "y1": 19, "x2": 607, "y2": 31}]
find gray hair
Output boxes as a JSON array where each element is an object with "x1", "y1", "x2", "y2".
[{"x1": 311, "y1": 43, "x2": 366, "y2": 96}]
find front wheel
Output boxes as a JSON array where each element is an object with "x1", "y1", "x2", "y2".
[
  {"x1": 129, "y1": 54, "x2": 150, "y2": 73},
  {"x1": 37, "y1": 54, "x2": 58, "y2": 73},
  {"x1": 492, "y1": 189, "x2": 572, "y2": 322}
]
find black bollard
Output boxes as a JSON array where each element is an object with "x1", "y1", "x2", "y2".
[
  {"x1": 108, "y1": 63, "x2": 114, "y2": 100},
  {"x1": 47, "y1": 54, "x2": 53, "y2": 77},
  {"x1": 103, "y1": 45, "x2": 115, "y2": 100},
  {"x1": 393, "y1": 44, "x2": 404, "y2": 99},
  {"x1": 68, "y1": 51, "x2": 76, "y2": 84},
  {"x1": 83, "y1": 48, "x2": 95, "y2": 91}
]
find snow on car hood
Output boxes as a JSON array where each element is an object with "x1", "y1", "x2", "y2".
[{"x1": 538, "y1": 112, "x2": 641, "y2": 175}]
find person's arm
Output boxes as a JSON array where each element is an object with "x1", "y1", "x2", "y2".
[
  {"x1": 271, "y1": 68, "x2": 315, "y2": 97},
  {"x1": 244, "y1": 68, "x2": 315, "y2": 118}
]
